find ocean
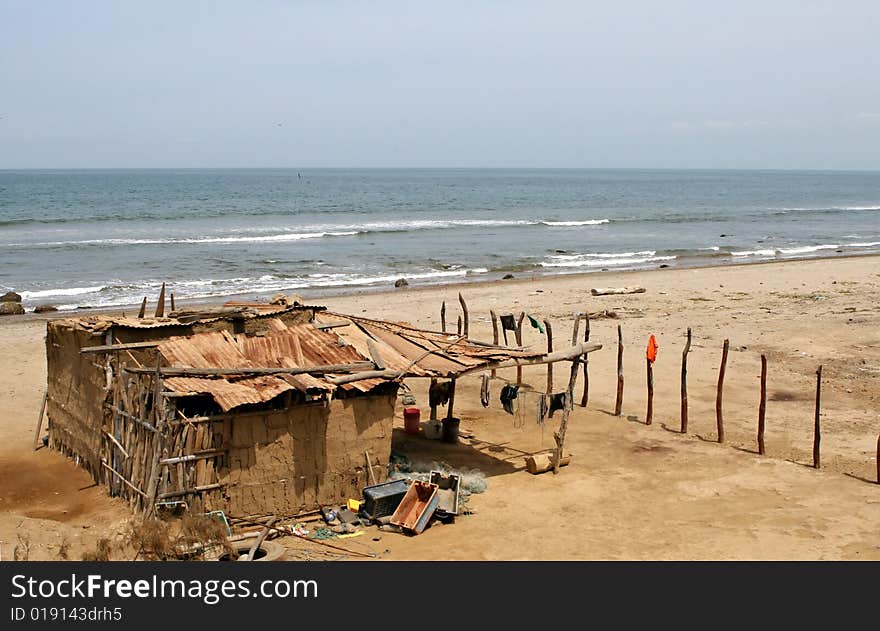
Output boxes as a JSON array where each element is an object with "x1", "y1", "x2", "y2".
[{"x1": 1, "y1": 168, "x2": 878, "y2": 311}]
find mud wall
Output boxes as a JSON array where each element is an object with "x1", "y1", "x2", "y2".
[{"x1": 206, "y1": 391, "x2": 397, "y2": 517}]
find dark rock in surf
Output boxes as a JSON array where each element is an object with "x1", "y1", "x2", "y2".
[
  {"x1": 502, "y1": 274, "x2": 515, "y2": 280},
  {"x1": 394, "y1": 278, "x2": 409, "y2": 288},
  {"x1": 34, "y1": 304, "x2": 59, "y2": 313},
  {"x1": 0, "y1": 291, "x2": 22, "y2": 303}
]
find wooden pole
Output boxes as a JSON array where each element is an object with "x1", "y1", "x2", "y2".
[
  {"x1": 680, "y1": 327, "x2": 692, "y2": 433},
  {"x1": 758, "y1": 354, "x2": 767, "y2": 455},
  {"x1": 876, "y1": 434, "x2": 880, "y2": 484},
  {"x1": 716, "y1": 338, "x2": 729, "y2": 443},
  {"x1": 544, "y1": 319, "x2": 553, "y2": 394},
  {"x1": 614, "y1": 324, "x2": 624, "y2": 416},
  {"x1": 580, "y1": 314, "x2": 590, "y2": 407},
  {"x1": 490, "y1": 310, "x2": 499, "y2": 378},
  {"x1": 515, "y1": 312, "x2": 525, "y2": 385},
  {"x1": 645, "y1": 358, "x2": 654, "y2": 425},
  {"x1": 365, "y1": 450, "x2": 377, "y2": 485},
  {"x1": 458, "y1": 292, "x2": 469, "y2": 339},
  {"x1": 33, "y1": 390, "x2": 48, "y2": 450},
  {"x1": 246, "y1": 516, "x2": 277, "y2": 561},
  {"x1": 554, "y1": 355, "x2": 581, "y2": 474},
  {"x1": 440, "y1": 301, "x2": 446, "y2": 333},
  {"x1": 813, "y1": 365, "x2": 822, "y2": 469},
  {"x1": 154, "y1": 282, "x2": 166, "y2": 318},
  {"x1": 446, "y1": 378, "x2": 456, "y2": 421},
  {"x1": 170, "y1": 293, "x2": 176, "y2": 312},
  {"x1": 457, "y1": 316, "x2": 462, "y2": 336},
  {"x1": 429, "y1": 377, "x2": 438, "y2": 421},
  {"x1": 137, "y1": 297, "x2": 147, "y2": 319}
]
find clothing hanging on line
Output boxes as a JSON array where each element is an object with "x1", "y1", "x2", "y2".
[
  {"x1": 480, "y1": 374, "x2": 490, "y2": 408},
  {"x1": 527, "y1": 314, "x2": 545, "y2": 334},
  {"x1": 548, "y1": 392, "x2": 567, "y2": 418},
  {"x1": 499, "y1": 383, "x2": 519, "y2": 415},
  {"x1": 429, "y1": 380, "x2": 452, "y2": 408},
  {"x1": 500, "y1": 314, "x2": 517, "y2": 345}
]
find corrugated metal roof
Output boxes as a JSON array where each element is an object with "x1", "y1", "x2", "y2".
[{"x1": 149, "y1": 309, "x2": 550, "y2": 411}]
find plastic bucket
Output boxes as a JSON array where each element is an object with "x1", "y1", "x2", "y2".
[
  {"x1": 441, "y1": 417, "x2": 461, "y2": 444},
  {"x1": 403, "y1": 407, "x2": 421, "y2": 434}
]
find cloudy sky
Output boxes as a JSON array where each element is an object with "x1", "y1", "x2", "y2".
[{"x1": 1, "y1": 1, "x2": 878, "y2": 169}]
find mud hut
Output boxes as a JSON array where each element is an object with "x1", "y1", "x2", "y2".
[{"x1": 45, "y1": 304, "x2": 600, "y2": 519}]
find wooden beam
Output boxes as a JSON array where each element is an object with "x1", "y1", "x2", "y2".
[
  {"x1": 104, "y1": 431, "x2": 130, "y2": 459},
  {"x1": 81, "y1": 341, "x2": 160, "y2": 354},
  {"x1": 315, "y1": 322, "x2": 350, "y2": 331},
  {"x1": 137, "y1": 297, "x2": 147, "y2": 319},
  {"x1": 160, "y1": 449, "x2": 226, "y2": 465},
  {"x1": 367, "y1": 339, "x2": 386, "y2": 370},
  {"x1": 544, "y1": 319, "x2": 553, "y2": 394},
  {"x1": 490, "y1": 310, "x2": 499, "y2": 378},
  {"x1": 124, "y1": 361, "x2": 374, "y2": 376},
  {"x1": 158, "y1": 483, "x2": 224, "y2": 499},
  {"x1": 580, "y1": 314, "x2": 591, "y2": 407}
]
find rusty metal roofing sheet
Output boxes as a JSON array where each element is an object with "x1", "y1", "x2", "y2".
[{"x1": 163, "y1": 376, "x2": 294, "y2": 412}]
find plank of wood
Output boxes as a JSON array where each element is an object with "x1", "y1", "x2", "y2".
[
  {"x1": 124, "y1": 362, "x2": 374, "y2": 376},
  {"x1": 80, "y1": 341, "x2": 160, "y2": 354},
  {"x1": 33, "y1": 390, "x2": 48, "y2": 451}
]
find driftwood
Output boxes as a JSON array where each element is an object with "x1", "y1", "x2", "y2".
[
  {"x1": 591, "y1": 286, "x2": 646, "y2": 296},
  {"x1": 716, "y1": 339, "x2": 730, "y2": 443},
  {"x1": 525, "y1": 452, "x2": 571, "y2": 474},
  {"x1": 614, "y1": 325, "x2": 624, "y2": 416},
  {"x1": 440, "y1": 301, "x2": 446, "y2": 333},
  {"x1": 813, "y1": 365, "x2": 822, "y2": 469},
  {"x1": 554, "y1": 350, "x2": 581, "y2": 474},
  {"x1": 680, "y1": 327, "x2": 692, "y2": 433},
  {"x1": 758, "y1": 354, "x2": 767, "y2": 455},
  {"x1": 455, "y1": 341, "x2": 602, "y2": 379}
]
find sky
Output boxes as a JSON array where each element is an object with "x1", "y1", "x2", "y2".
[{"x1": 1, "y1": 1, "x2": 878, "y2": 169}]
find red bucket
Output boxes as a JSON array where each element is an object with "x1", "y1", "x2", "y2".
[{"x1": 403, "y1": 407, "x2": 421, "y2": 434}]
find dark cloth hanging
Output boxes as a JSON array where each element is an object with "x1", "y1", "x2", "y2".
[
  {"x1": 429, "y1": 380, "x2": 452, "y2": 408},
  {"x1": 527, "y1": 314, "x2": 545, "y2": 334},
  {"x1": 499, "y1": 383, "x2": 519, "y2": 415},
  {"x1": 537, "y1": 394, "x2": 548, "y2": 424},
  {"x1": 548, "y1": 392, "x2": 567, "y2": 418},
  {"x1": 480, "y1": 374, "x2": 490, "y2": 408},
  {"x1": 499, "y1": 314, "x2": 517, "y2": 346}
]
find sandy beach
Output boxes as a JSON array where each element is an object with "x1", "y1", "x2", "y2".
[{"x1": 1, "y1": 254, "x2": 878, "y2": 560}]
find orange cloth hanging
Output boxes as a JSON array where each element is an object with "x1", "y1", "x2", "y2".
[{"x1": 646, "y1": 334, "x2": 658, "y2": 363}]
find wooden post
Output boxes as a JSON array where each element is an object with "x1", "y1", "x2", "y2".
[
  {"x1": 246, "y1": 516, "x2": 277, "y2": 561},
  {"x1": 170, "y1": 293, "x2": 176, "y2": 312},
  {"x1": 429, "y1": 377, "x2": 438, "y2": 421},
  {"x1": 645, "y1": 358, "x2": 654, "y2": 425},
  {"x1": 154, "y1": 283, "x2": 166, "y2": 318},
  {"x1": 490, "y1": 310, "x2": 499, "y2": 378},
  {"x1": 813, "y1": 365, "x2": 822, "y2": 469},
  {"x1": 614, "y1": 324, "x2": 624, "y2": 416},
  {"x1": 680, "y1": 327, "x2": 692, "y2": 433},
  {"x1": 876, "y1": 434, "x2": 880, "y2": 484},
  {"x1": 758, "y1": 354, "x2": 767, "y2": 455},
  {"x1": 580, "y1": 314, "x2": 590, "y2": 407},
  {"x1": 544, "y1": 319, "x2": 553, "y2": 394},
  {"x1": 458, "y1": 292, "x2": 469, "y2": 339},
  {"x1": 440, "y1": 302, "x2": 446, "y2": 333},
  {"x1": 716, "y1": 338, "x2": 729, "y2": 443},
  {"x1": 446, "y1": 378, "x2": 456, "y2": 421},
  {"x1": 554, "y1": 356, "x2": 581, "y2": 474},
  {"x1": 457, "y1": 316, "x2": 462, "y2": 336},
  {"x1": 515, "y1": 312, "x2": 525, "y2": 386},
  {"x1": 365, "y1": 450, "x2": 377, "y2": 485},
  {"x1": 33, "y1": 390, "x2": 48, "y2": 450},
  {"x1": 137, "y1": 297, "x2": 147, "y2": 319}
]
